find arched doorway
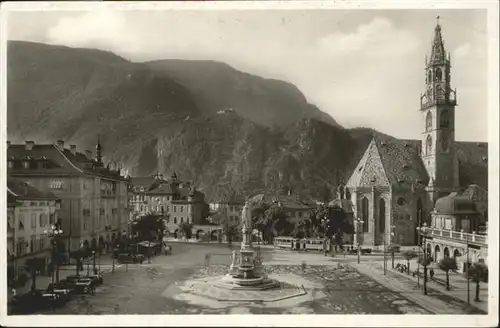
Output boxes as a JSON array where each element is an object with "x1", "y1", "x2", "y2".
[
  {"x1": 444, "y1": 247, "x2": 450, "y2": 259},
  {"x1": 379, "y1": 198, "x2": 386, "y2": 235},
  {"x1": 195, "y1": 229, "x2": 204, "y2": 240},
  {"x1": 210, "y1": 230, "x2": 219, "y2": 242},
  {"x1": 434, "y1": 245, "x2": 440, "y2": 262}
]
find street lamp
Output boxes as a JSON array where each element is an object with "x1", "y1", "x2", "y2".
[
  {"x1": 355, "y1": 218, "x2": 364, "y2": 264},
  {"x1": 44, "y1": 223, "x2": 63, "y2": 283},
  {"x1": 416, "y1": 222, "x2": 429, "y2": 295}
]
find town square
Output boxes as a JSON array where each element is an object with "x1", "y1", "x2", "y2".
[{"x1": 1, "y1": 2, "x2": 496, "y2": 326}]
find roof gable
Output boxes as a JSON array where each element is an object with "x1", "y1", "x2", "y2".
[{"x1": 347, "y1": 139, "x2": 390, "y2": 188}]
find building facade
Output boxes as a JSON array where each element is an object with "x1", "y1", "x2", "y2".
[
  {"x1": 345, "y1": 20, "x2": 488, "y2": 247},
  {"x1": 7, "y1": 139, "x2": 130, "y2": 254},
  {"x1": 129, "y1": 173, "x2": 209, "y2": 235},
  {"x1": 7, "y1": 177, "x2": 60, "y2": 273}
]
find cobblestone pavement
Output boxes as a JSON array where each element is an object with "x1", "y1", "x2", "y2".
[{"x1": 21, "y1": 244, "x2": 432, "y2": 314}]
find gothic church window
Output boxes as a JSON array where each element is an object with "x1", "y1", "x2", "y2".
[
  {"x1": 435, "y1": 68, "x2": 443, "y2": 82},
  {"x1": 426, "y1": 135, "x2": 432, "y2": 155},
  {"x1": 425, "y1": 111, "x2": 432, "y2": 132},
  {"x1": 379, "y1": 198, "x2": 386, "y2": 233},
  {"x1": 361, "y1": 197, "x2": 369, "y2": 233},
  {"x1": 427, "y1": 70, "x2": 432, "y2": 84}
]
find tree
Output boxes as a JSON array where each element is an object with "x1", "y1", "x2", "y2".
[
  {"x1": 466, "y1": 262, "x2": 488, "y2": 301},
  {"x1": 132, "y1": 214, "x2": 165, "y2": 241},
  {"x1": 266, "y1": 205, "x2": 293, "y2": 236},
  {"x1": 222, "y1": 220, "x2": 240, "y2": 244},
  {"x1": 317, "y1": 205, "x2": 353, "y2": 247},
  {"x1": 179, "y1": 223, "x2": 193, "y2": 239},
  {"x1": 402, "y1": 250, "x2": 418, "y2": 274},
  {"x1": 438, "y1": 258, "x2": 458, "y2": 291},
  {"x1": 24, "y1": 257, "x2": 45, "y2": 291}
]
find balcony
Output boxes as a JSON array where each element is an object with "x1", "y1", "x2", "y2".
[{"x1": 426, "y1": 228, "x2": 487, "y2": 246}]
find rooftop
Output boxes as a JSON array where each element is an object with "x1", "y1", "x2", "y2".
[
  {"x1": 7, "y1": 141, "x2": 128, "y2": 181},
  {"x1": 7, "y1": 176, "x2": 59, "y2": 201}
]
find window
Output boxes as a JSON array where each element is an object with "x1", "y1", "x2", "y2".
[
  {"x1": 166, "y1": 217, "x2": 170, "y2": 224},
  {"x1": 174, "y1": 217, "x2": 177, "y2": 224},
  {"x1": 31, "y1": 214, "x2": 37, "y2": 229},
  {"x1": 174, "y1": 206, "x2": 177, "y2": 213},
  {"x1": 379, "y1": 198, "x2": 386, "y2": 233},
  {"x1": 298, "y1": 211, "x2": 303, "y2": 218},
  {"x1": 427, "y1": 70, "x2": 432, "y2": 83},
  {"x1": 180, "y1": 217, "x2": 184, "y2": 224},
  {"x1": 180, "y1": 206, "x2": 184, "y2": 213},
  {"x1": 30, "y1": 235, "x2": 36, "y2": 253},
  {"x1": 40, "y1": 238, "x2": 45, "y2": 251},
  {"x1": 439, "y1": 110, "x2": 450, "y2": 129},
  {"x1": 361, "y1": 197, "x2": 369, "y2": 233},
  {"x1": 426, "y1": 135, "x2": 432, "y2": 155},
  {"x1": 425, "y1": 111, "x2": 432, "y2": 132},
  {"x1": 435, "y1": 67, "x2": 442, "y2": 81},
  {"x1": 23, "y1": 161, "x2": 30, "y2": 169},
  {"x1": 49, "y1": 180, "x2": 63, "y2": 189},
  {"x1": 17, "y1": 238, "x2": 25, "y2": 256},
  {"x1": 167, "y1": 206, "x2": 170, "y2": 212}
]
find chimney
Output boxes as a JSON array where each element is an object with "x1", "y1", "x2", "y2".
[
  {"x1": 85, "y1": 150, "x2": 92, "y2": 160},
  {"x1": 7, "y1": 140, "x2": 11, "y2": 148},
  {"x1": 25, "y1": 140, "x2": 35, "y2": 150},
  {"x1": 70, "y1": 144, "x2": 77, "y2": 155},
  {"x1": 56, "y1": 140, "x2": 64, "y2": 149}
]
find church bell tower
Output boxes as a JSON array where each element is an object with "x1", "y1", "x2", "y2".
[{"x1": 419, "y1": 16, "x2": 459, "y2": 202}]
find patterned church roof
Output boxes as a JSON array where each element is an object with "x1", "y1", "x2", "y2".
[{"x1": 347, "y1": 134, "x2": 488, "y2": 190}]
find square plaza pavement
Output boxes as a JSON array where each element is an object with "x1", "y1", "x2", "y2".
[{"x1": 8, "y1": 244, "x2": 489, "y2": 315}]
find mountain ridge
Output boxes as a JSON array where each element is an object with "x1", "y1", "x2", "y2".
[{"x1": 7, "y1": 40, "x2": 380, "y2": 200}]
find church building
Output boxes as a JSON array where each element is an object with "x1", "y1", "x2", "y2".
[{"x1": 345, "y1": 19, "x2": 488, "y2": 247}]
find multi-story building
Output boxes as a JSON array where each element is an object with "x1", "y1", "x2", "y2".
[
  {"x1": 208, "y1": 194, "x2": 245, "y2": 225},
  {"x1": 129, "y1": 173, "x2": 209, "y2": 235},
  {"x1": 425, "y1": 184, "x2": 488, "y2": 272},
  {"x1": 345, "y1": 19, "x2": 488, "y2": 246},
  {"x1": 7, "y1": 139, "x2": 130, "y2": 254},
  {"x1": 7, "y1": 177, "x2": 60, "y2": 273}
]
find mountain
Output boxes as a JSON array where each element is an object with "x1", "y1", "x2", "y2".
[
  {"x1": 7, "y1": 41, "x2": 376, "y2": 200},
  {"x1": 146, "y1": 59, "x2": 340, "y2": 128}
]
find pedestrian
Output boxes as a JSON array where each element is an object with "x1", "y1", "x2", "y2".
[
  {"x1": 323, "y1": 239, "x2": 327, "y2": 256},
  {"x1": 429, "y1": 268, "x2": 435, "y2": 280},
  {"x1": 204, "y1": 253, "x2": 211, "y2": 266}
]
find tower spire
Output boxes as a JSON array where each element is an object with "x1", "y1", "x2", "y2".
[
  {"x1": 95, "y1": 134, "x2": 103, "y2": 166},
  {"x1": 430, "y1": 14, "x2": 446, "y2": 63}
]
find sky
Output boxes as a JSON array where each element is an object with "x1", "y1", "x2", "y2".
[{"x1": 6, "y1": 8, "x2": 488, "y2": 141}]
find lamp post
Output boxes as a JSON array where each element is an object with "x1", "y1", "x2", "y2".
[
  {"x1": 91, "y1": 250, "x2": 96, "y2": 274},
  {"x1": 355, "y1": 218, "x2": 364, "y2": 264},
  {"x1": 44, "y1": 223, "x2": 63, "y2": 283},
  {"x1": 416, "y1": 222, "x2": 429, "y2": 295}
]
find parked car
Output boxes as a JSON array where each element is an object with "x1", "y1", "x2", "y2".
[
  {"x1": 118, "y1": 253, "x2": 134, "y2": 264},
  {"x1": 132, "y1": 254, "x2": 145, "y2": 264},
  {"x1": 85, "y1": 273, "x2": 104, "y2": 285},
  {"x1": 11, "y1": 290, "x2": 53, "y2": 314},
  {"x1": 61, "y1": 275, "x2": 94, "y2": 294},
  {"x1": 46, "y1": 282, "x2": 73, "y2": 298}
]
